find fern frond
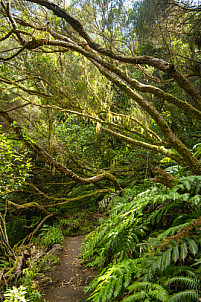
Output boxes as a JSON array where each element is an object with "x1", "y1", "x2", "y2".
[
  {"x1": 123, "y1": 281, "x2": 168, "y2": 302},
  {"x1": 172, "y1": 244, "x2": 179, "y2": 263},
  {"x1": 88, "y1": 259, "x2": 139, "y2": 302},
  {"x1": 180, "y1": 242, "x2": 188, "y2": 261},
  {"x1": 186, "y1": 238, "x2": 199, "y2": 256},
  {"x1": 168, "y1": 290, "x2": 198, "y2": 302},
  {"x1": 161, "y1": 248, "x2": 172, "y2": 271},
  {"x1": 189, "y1": 195, "x2": 201, "y2": 206},
  {"x1": 128, "y1": 281, "x2": 163, "y2": 291},
  {"x1": 159, "y1": 222, "x2": 191, "y2": 238},
  {"x1": 123, "y1": 270, "x2": 132, "y2": 288},
  {"x1": 113, "y1": 273, "x2": 123, "y2": 298},
  {"x1": 192, "y1": 258, "x2": 201, "y2": 266},
  {"x1": 174, "y1": 176, "x2": 201, "y2": 195},
  {"x1": 122, "y1": 291, "x2": 147, "y2": 301},
  {"x1": 182, "y1": 180, "x2": 192, "y2": 191},
  {"x1": 165, "y1": 276, "x2": 199, "y2": 289}
]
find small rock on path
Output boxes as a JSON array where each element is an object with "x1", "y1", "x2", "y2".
[{"x1": 43, "y1": 236, "x2": 96, "y2": 302}]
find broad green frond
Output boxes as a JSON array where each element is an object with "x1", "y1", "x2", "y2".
[
  {"x1": 168, "y1": 290, "x2": 199, "y2": 302},
  {"x1": 165, "y1": 276, "x2": 199, "y2": 289}
]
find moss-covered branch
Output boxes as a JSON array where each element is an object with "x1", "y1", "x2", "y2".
[
  {"x1": 24, "y1": 0, "x2": 201, "y2": 108},
  {"x1": 0, "y1": 110, "x2": 121, "y2": 191},
  {"x1": 7, "y1": 189, "x2": 110, "y2": 211}
]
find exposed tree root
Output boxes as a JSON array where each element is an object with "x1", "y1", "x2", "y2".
[{"x1": 0, "y1": 211, "x2": 16, "y2": 261}]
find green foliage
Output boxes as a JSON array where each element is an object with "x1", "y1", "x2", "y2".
[
  {"x1": 55, "y1": 116, "x2": 126, "y2": 170},
  {"x1": 20, "y1": 268, "x2": 42, "y2": 302},
  {"x1": 123, "y1": 282, "x2": 168, "y2": 302},
  {"x1": 193, "y1": 143, "x2": 201, "y2": 158},
  {"x1": 165, "y1": 275, "x2": 199, "y2": 291},
  {"x1": 4, "y1": 286, "x2": 27, "y2": 302},
  {"x1": 168, "y1": 290, "x2": 199, "y2": 302},
  {"x1": 0, "y1": 129, "x2": 31, "y2": 200},
  {"x1": 37, "y1": 224, "x2": 64, "y2": 249},
  {"x1": 17, "y1": 253, "x2": 58, "y2": 302},
  {"x1": 6, "y1": 216, "x2": 31, "y2": 246},
  {"x1": 81, "y1": 177, "x2": 201, "y2": 301},
  {"x1": 174, "y1": 176, "x2": 201, "y2": 196},
  {"x1": 86, "y1": 259, "x2": 139, "y2": 302}
]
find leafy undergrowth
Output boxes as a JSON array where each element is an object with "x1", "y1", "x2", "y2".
[
  {"x1": 0, "y1": 249, "x2": 60, "y2": 302},
  {"x1": 80, "y1": 176, "x2": 201, "y2": 302},
  {"x1": 0, "y1": 206, "x2": 100, "y2": 301}
]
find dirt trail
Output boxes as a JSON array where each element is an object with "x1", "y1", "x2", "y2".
[{"x1": 43, "y1": 236, "x2": 96, "y2": 302}]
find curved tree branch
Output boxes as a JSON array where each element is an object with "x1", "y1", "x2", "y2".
[
  {"x1": 24, "y1": 0, "x2": 201, "y2": 108},
  {"x1": 0, "y1": 109, "x2": 121, "y2": 191},
  {"x1": 9, "y1": 16, "x2": 201, "y2": 118},
  {"x1": 91, "y1": 60, "x2": 201, "y2": 174}
]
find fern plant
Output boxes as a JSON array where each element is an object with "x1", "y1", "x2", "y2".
[
  {"x1": 80, "y1": 177, "x2": 201, "y2": 302},
  {"x1": 37, "y1": 223, "x2": 64, "y2": 249},
  {"x1": 85, "y1": 259, "x2": 139, "y2": 302},
  {"x1": 122, "y1": 282, "x2": 168, "y2": 302},
  {"x1": 168, "y1": 290, "x2": 199, "y2": 302}
]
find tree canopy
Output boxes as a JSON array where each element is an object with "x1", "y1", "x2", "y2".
[{"x1": 0, "y1": 0, "x2": 201, "y2": 174}]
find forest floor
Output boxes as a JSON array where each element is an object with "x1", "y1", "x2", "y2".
[{"x1": 42, "y1": 236, "x2": 96, "y2": 302}]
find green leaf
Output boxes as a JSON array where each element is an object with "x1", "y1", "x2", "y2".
[
  {"x1": 172, "y1": 245, "x2": 179, "y2": 263},
  {"x1": 180, "y1": 242, "x2": 188, "y2": 260},
  {"x1": 168, "y1": 290, "x2": 198, "y2": 302},
  {"x1": 188, "y1": 239, "x2": 198, "y2": 256}
]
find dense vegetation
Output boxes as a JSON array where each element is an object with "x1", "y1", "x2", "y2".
[
  {"x1": 0, "y1": 0, "x2": 200, "y2": 301},
  {"x1": 81, "y1": 176, "x2": 201, "y2": 301}
]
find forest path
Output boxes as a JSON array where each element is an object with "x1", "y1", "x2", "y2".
[{"x1": 43, "y1": 236, "x2": 96, "y2": 302}]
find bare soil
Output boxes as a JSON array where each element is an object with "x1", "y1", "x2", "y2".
[{"x1": 42, "y1": 236, "x2": 96, "y2": 302}]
